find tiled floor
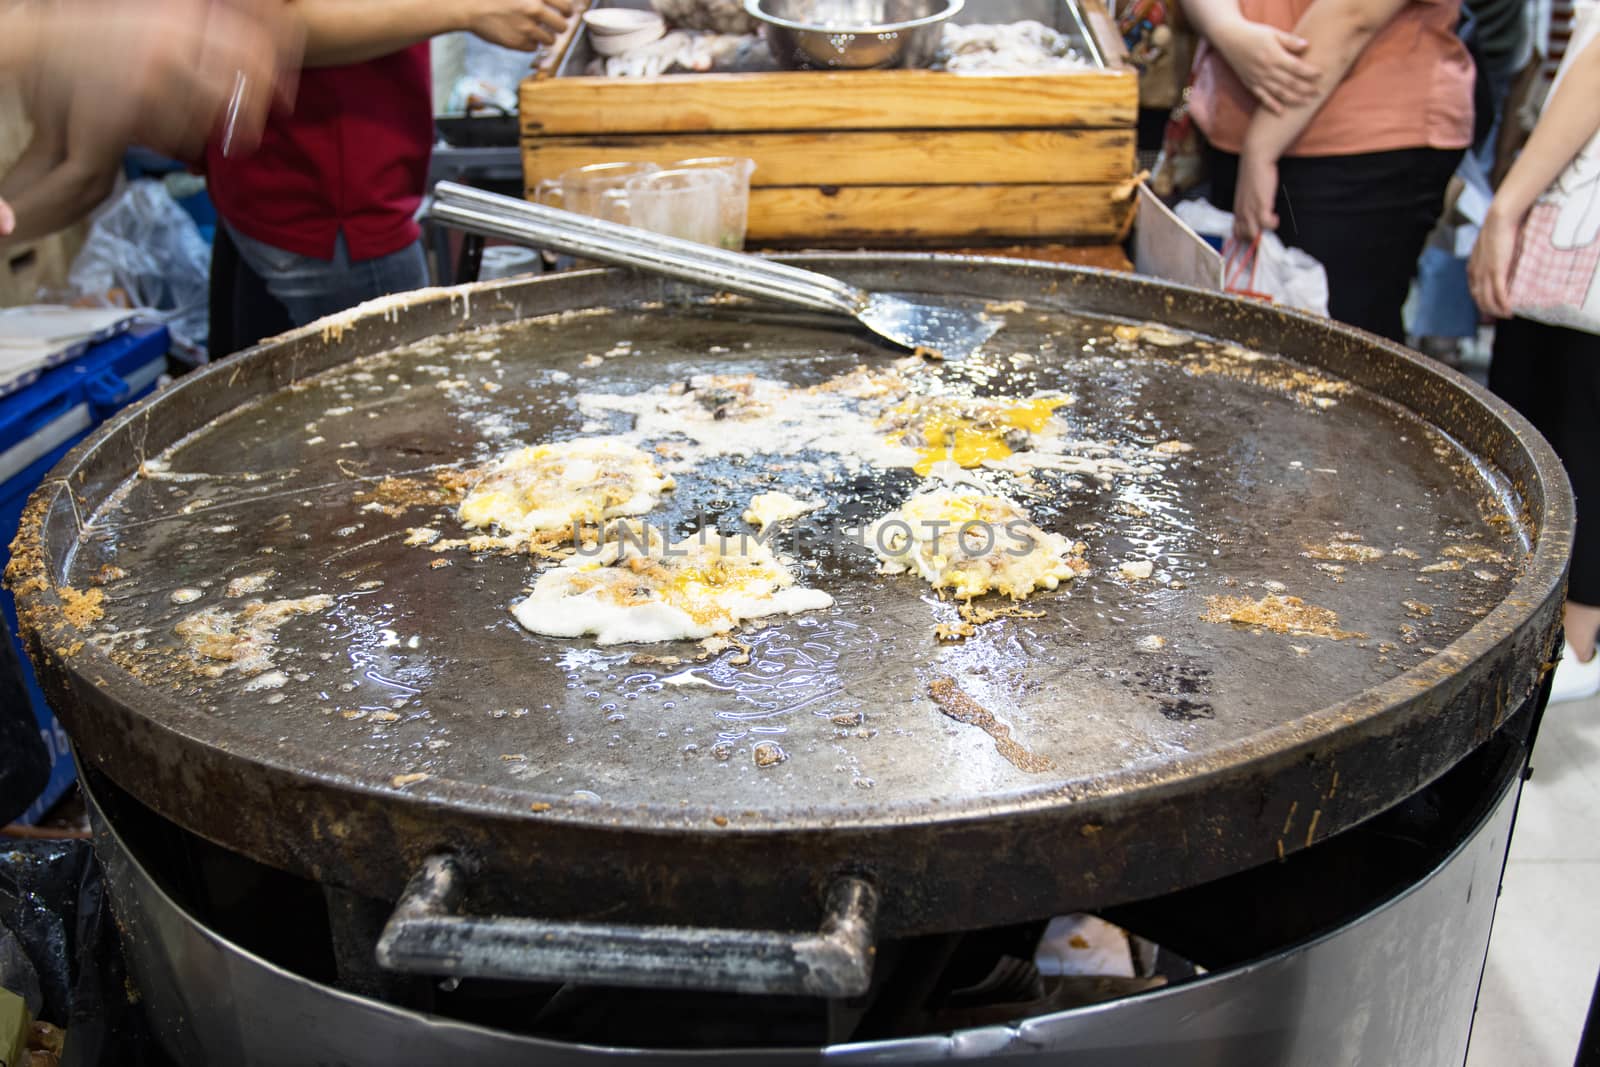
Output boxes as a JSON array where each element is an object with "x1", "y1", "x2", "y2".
[{"x1": 1468, "y1": 694, "x2": 1600, "y2": 1066}]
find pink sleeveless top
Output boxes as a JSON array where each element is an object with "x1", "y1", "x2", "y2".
[{"x1": 1190, "y1": 0, "x2": 1474, "y2": 157}]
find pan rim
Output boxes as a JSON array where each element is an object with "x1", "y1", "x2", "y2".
[{"x1": 9, "y1": 255, "x2": 1572, "y2": 841}]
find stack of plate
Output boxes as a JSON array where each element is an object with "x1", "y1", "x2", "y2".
[{"x1": 582, "y1": 9, "x2": 669, "y2": 56}]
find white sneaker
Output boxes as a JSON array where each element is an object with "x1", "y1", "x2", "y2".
[{"x1": 1549, "y1": 640, "x2": 1600, "y2": 703}]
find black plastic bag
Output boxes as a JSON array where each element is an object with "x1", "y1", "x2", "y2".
[{"x1": 0, "y1": 839, "x2": 164, "y2": 1065}]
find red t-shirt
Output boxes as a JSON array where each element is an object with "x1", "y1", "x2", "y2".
[{"x1": 205, "y1": 45, "x2": 433, "y2": 262}]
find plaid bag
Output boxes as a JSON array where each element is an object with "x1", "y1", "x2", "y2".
[{"x1": 1507, "y1": 3, "x2": 1600, "y2": 333}]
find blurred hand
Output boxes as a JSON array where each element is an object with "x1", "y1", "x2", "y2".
[
  {"x1": 469, "y1": 0, "x2": 573, "y2": 49},
  {"x1": 1469, "y1": 206, "x2": 1522, "y2": 319},
  {"x1": 37, "y1": 0, "x2": 304, "y2": 160},
  {"x1": 1216, "y1": 21, "x2": 1321, "y2": 116},
  {"x1": 0, "y1": 198, "x2": 13, "y2": 237},
  {"x1": 1233, "y1": 152, "x2": 1280, "y2": 241}
]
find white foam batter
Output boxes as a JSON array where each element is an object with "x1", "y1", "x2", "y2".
[
  {"x1": 512, "y1": 530, "x2": 834, "y2": 645},
  {"x1": 458, "y1": 437, "x2": 674, "y2": 538},
  {"x1": 867, "y1": 488, "x2": 1088, "y2": 600},
  {"x1": 577, "y1": 373, "x2": 917, "y2": 471},
  {"x1": 742, "y1": 491, "x2": 823, "y2": 528}
]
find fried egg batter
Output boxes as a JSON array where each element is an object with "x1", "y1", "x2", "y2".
[
  {"x1": 876, "y1": 394, "x2": 1073, "y2": 475},
  {"x1": 579, "y1": 373, "x2": 916, "y2": 470},
  {"x1": 458, "y1": 438, "x2": 673, "y2": 539},
  {"x1": 867, "y1": 489, "x2": 1088, "y2": 600},
  {"x1": 512, "y1": 530, "x2": 834, "y2": 645},
  {"x1": 742, "y1": 491, "x2": 822, "y2": 528}
]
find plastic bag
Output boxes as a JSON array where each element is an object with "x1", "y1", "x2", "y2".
[
  {"x1": 1172, "y1": 196, "x2": 1235, "y2": 240},
  {"x1": 1173, "y1": 199, "x2": 1330, "y2": 316},
  {"x1": 66, "y1": 180, "x2": 211, "y2": 351},
  {"x1": 0, "y1": 839, "x2": 162, "y2": 1065}
]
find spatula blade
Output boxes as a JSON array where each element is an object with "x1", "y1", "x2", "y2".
[{"x1": 857, "y1": 293, "x2": 1003, "y2": 362}]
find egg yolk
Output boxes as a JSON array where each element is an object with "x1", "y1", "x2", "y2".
[{"x1": 886, "y1": 397, "x2": 1067, "y2": 475}]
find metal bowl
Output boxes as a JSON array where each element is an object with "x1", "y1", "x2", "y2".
[{"x1": 745, "y1": 0, "x2": 963, "y2": 69}]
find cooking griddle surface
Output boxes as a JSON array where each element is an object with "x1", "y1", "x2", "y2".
[{"x1": 68, "y1": 308, "x2": 1527, "y2": 825}]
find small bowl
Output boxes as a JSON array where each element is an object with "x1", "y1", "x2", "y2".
[
  {"x1": 744, "y1": 0, "x2": 962, "y2": 69},
  {"x1": 582, "y1": 8, "x2": 667, "y2": 34},
  {"x1": 588, "y1": 18, "x2": 669, "y2": 56}
]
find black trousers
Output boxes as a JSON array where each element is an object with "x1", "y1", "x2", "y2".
[
  {"x1": 1490, "y1": 315, "x2": 1600, "y2": 604},
  {"x1": 208, "y1": 224, "x2": 294, "y2": 359},
  {"x1": 1207, "y1": 146, "x2": 1462, "y2": 343}
]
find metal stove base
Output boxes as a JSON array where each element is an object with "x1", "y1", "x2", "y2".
[{"x1": 86, "y1": 739, "x2": 1521, "y2": 1067}]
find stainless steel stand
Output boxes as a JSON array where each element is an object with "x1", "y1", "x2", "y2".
[{"x1": 86, "y1": 742, "x2": 1523, "y2": 1067}]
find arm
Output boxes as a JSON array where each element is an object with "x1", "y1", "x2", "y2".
[
  {"x1": 1232, "y1": 0, "x2": 1412, "y2": 238},
  {"x1": 0, "y1": 49, "x2": 113, "y2": 244},
  {"x1": 0, "y1": 154, "x2": 119, "y2": 246},
  {"x1": 290, "y1": 0, "x2": 572, "y2": 67},
  {"x1": 0, "y1": 99, "x2": 121, "y2": 246},
  {"x1": 0, "y1": 16, "x2": 59, "y2": 236},
  {"x1": 1181, "y1": 0, "x2": 1321, "y2": 113},
  {"x1": 0, "y1": 76, "x2": 71, "y2": 207},
  {"x1": 2, "y1": 0, "x2": 300, "y2": 160},
  {"x1": 0, "y1": 8, "x2": 46, "y2": 75},
  {"x1": 0, "y1": 0, "x2": 298, "y2": 235},
  {"x1": 1469, "y1": 34, "x2": 1600, "y2": 317}
]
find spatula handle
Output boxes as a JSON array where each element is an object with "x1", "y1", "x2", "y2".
[{"x1": 431, "y1": 182, "x2": 866, "y2": 319}]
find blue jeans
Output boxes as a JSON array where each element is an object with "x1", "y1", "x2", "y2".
[
  {"x1": 223, "y1": 223, "x2": 429, "y2": 329},
  {"x1": 1412, "y1": 244, "x2": 1480, "y2": 339}
]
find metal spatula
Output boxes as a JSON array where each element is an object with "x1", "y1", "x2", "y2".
[{"x1": 430, "y1": 181, "x2": 1002, "y2": 361}]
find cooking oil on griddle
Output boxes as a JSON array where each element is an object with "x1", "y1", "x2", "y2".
[{"x1": 65, "y1": 304, "x2": 1528, "y2": 817}]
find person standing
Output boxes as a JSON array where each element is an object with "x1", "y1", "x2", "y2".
[
  {"x1": 207, "y1": 0, "x2": 572, "y2": 354},
  {"x1": 1470, "y1": 14, "x2": 1600, "y2": 702},
  {"x1": 1184, "y1": 0, "x2": 1475, "y2": 342}
]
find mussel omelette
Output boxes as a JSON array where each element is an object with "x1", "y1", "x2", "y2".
[{"x1": 512, "y1": 528, "x2": 833, "y2": 646}]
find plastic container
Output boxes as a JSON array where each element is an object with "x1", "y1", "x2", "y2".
[
  {"x1": 624, "y1": 168, "x2": 728, "y2": 246},
  {"x1": 669, "y1": 156, "x2": 756, "y2": 249},
  {"x1": 0, "y1": 321, "x2": 169, "y2": 824},
  {"x1": 534, "y1": 161, "x2": 662, "y2": 225}
]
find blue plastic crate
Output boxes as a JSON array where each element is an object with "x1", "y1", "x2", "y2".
[{"x1": 0, "y1": 321, "x2": 169, "y2": 823}]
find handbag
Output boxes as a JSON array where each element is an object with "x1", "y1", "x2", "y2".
[{"x1": 1506, "y1": 3, "x2": 1600, "y2": 333}]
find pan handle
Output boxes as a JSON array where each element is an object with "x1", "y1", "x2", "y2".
[
  {"x1": 430, "y1": 182, "x2": 867, "y2": 320},
  {"x1": 375, "y1": 854, "x2": 879, "y2": 998}
]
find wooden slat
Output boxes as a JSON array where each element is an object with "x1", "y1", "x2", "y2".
[
  {"x1": 1080, "y1": 0, "x2": 1132, "y2": 71},
  {"x1": 521, "y1": 69, "x2": 1137, "y2": 135},
  {"x1": 738, "y1": 184, "x2": 1136, "y2": 245},
  {"x1": 524, "y1": 128, "x2": 1134, "y2": 187}
]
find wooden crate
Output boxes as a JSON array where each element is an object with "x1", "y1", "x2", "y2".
[{"x1": 520, "y1": 8, "x2": 1138, "y2": 247}]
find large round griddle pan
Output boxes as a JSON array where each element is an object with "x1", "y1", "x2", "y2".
[{"x1": 7, "y1": 256, "x2": 1570, "y2": 993}]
